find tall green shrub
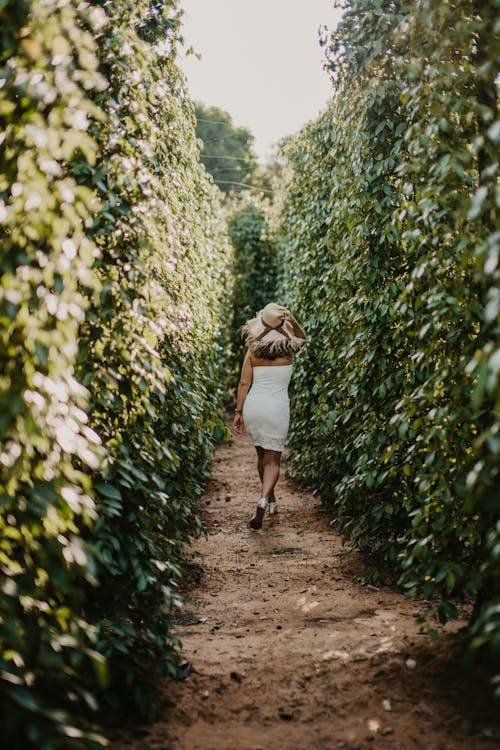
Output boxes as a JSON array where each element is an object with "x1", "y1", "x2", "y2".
[
  {"x1": 0, "y1": 2, "x2": 108, "y2": 746},
  {"x1": 277, "y1": 0, "x2": 498, "y2": 670},
  {"x1": 0, "y1": 0, "x2": 231, "y2": 746},
  {"x1": 77, "y1": 0, "x2": 231, "y2": 718},
  {"x1": 227, "y1": 200, "x2": 277, "y2": 389}
]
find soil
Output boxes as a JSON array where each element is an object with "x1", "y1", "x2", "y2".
[{"x1": 111, "y1": 427, "x2": 498, "y2": 750}]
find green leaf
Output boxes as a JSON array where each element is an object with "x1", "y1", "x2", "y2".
[{"x1": 94, "y1": 482, "x2": 122, "y2": 501}]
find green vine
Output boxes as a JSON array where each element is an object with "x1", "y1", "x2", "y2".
[
  {"x1": 0, "y1": 1, "x2": 231, "y2": 746},
  {"x1": 277, "y1": 0, "x2": 499, "y2": 679}
]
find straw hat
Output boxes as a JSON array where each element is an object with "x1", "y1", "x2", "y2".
[{"x1": 242, "y1": 303, "x2": 303, "y2": 357}]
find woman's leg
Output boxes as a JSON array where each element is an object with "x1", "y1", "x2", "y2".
[
  {"x1": 255, "y1": 446, "x2": 275, "y2": 502},
  {"x1": 261, "y1": 449, "x2": 281, "y2": 500},
  {"x1": 256, "y1": 446, "x2": 264, "y2": 484},
  {"x1": 250, "y1": 448, "x2": 281, "y2": 529}
]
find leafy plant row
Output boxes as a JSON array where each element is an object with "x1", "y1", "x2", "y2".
[
  {"x1": 227, "y1": 199, "x2": 278, "y2": 390},
  {"x1": 277, "y1": 0, "x2": 499, "y2": 677},
  {"x1": 0, "y1": 1, "x2": 231, "y2": 747}
]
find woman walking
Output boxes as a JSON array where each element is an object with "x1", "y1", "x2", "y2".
[{"x1": 233, "y1": 303, "x2": 306, "y2": 529}]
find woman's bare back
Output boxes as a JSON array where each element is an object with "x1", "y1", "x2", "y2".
[{"x1": 249, "y1": 354, "x2": 293, "y2": 367}]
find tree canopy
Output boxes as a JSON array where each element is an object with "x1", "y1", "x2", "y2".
[{"x1": 195, "y1": 103, "x2": 258, "y2": 194}]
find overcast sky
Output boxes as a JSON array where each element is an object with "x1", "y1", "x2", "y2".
[{"x1": 179, "y1": 1, "x2": 343, "y2": 163}]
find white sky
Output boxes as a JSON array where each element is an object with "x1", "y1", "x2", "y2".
[{"x1": 179, "y1": 0, "x2": 343, "y2": 163}]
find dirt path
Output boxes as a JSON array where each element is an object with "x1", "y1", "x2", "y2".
[{"x1": 112, "y1": 429, "x2": 497, "y2": 750}]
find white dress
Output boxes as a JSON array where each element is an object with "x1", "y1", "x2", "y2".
[{"x1": 243, "y1": 364, "x2": 293, "y2": 451}]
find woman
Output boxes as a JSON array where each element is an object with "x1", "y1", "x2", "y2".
[{"x1": 233, "y1": 303, "x2": 306, "y2": 529}]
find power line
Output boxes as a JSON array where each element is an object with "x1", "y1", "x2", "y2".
[
  {"x1": 202, "y1": 154, "x2": 252, "y2": 161},
  {"x1": 215, "y1": 180, "x2": 274, "y2": 194},
  {"x1": 209, "y1": 167, "x2": 254, "y2": 175},
  {"x1": 196, "y1": 117, "x2": 234, "y2": 125},
  {"x1": 203, "y1": 136, "x2": 229, "y2": 144},
  {"x1": 200, "y1": 135, "x2": 254, "y2": 146}
]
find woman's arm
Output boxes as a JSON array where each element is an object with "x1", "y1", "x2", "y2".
[
  {"x1": 283, "y1": 310, "x2": 306, "y2": 341},
  {"x1": 288, "y1": 315, "x2": 306, "y2": 341},
  {"x1": 275, "y1": 305, "x2": 307, "y2": 341},
  {"x1": 233, "y1": 350, "x2": 253, "y2": 433}
]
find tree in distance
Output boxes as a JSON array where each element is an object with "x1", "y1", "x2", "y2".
[{"x1": 195, "y1": 102, "x2": 258, "y2": 194}]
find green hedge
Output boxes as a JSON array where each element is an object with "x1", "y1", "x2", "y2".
[
  {"x1": 227, "y1": 199, "x2": 277, "y2": 390},
  {"x1": 277, "y1": 0, "x2": 499, "y2": 674},
  {"x1": 0, "y1": 1, "x2": 230, "y2": 747}
]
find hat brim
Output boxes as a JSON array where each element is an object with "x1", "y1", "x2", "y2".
[{"x1": 243, "y1": 315, "x2": 302, "y2": 355}]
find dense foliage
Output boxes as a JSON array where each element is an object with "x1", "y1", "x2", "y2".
[
  {"x1": 79, "y1": 0, "x2": 231, "y2": 720},
  {"x1": 0, "y1": 1, "x2": 231, "y2": 747},
  {"x1": 227, "y1": 200, "x2": 277, "y2": 390},
  {"x1": 195, "y1": 103, "x2": 258, "y2": 194},
  {"x1": 277, "y1": 0, "x2": 499, "y2": 674}
]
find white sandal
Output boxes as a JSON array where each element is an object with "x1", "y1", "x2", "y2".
[{"x1": 268, "y1": 501, "x2": 278, "y2": 515}]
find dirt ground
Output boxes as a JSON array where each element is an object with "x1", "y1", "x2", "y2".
[{"x1": 111, "y1": 428, "x2": 498, "y2": 750}]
